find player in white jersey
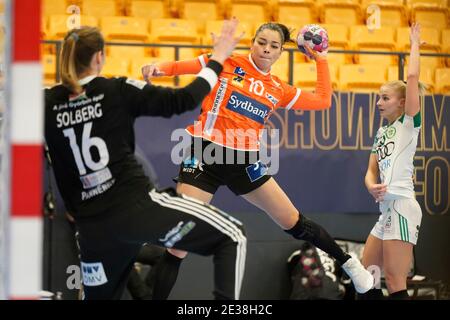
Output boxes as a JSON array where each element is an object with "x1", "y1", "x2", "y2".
[{"x1": 361, "y1": 23, "x2": 426, "y2": 300}]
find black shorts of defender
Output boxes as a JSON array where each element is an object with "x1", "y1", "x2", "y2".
[
  {"x1": 75, "y1": 187, "x2": 246, "y2": 300},
  {"x1": 175, "y1": 138, "x2": 272, "y2": 195}
]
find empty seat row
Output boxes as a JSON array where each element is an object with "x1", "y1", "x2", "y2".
[
  {"x1": 42, "y1": 16, "x2": 450, "y2": 51},
  {"x1": 43, "y1": 0, "x2": 450, "y2": 29},
  {"x1": 42, "y1": 51, "x2": 450, "y2": 94},
  {"x1": 41, "y1": 16, "x2": 450, "y2": 69}
]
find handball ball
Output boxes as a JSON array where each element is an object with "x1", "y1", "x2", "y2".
[{"x1": 297, "y1": 24, "x2": 329, "y2": 59}]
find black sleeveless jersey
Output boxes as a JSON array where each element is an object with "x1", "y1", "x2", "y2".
[{"x1": 44, "y1": 63, "x2": 221, "y2": 218}]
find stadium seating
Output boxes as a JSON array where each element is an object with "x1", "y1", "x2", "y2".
[
  {"x1": 81, "y1": 0, "x2": 118, "y2": 17},
  {"x1": 126, "y1": 0, "x2": 170, "y2": 19},
  {"x1": 408, "y1": 0, "x2": 449, "y2": 30},
  {"x1": 397, "y1": 27, "x2": 442, "y2": 69},
  {"x1": 442, "y1": 29, "x2": 450, "y2": 67},
  {"x1": 435, "y1": 68, "x2": 450, "y2": 94},
  {"x1": 150, "y1": 19, "x2": 200, "y2": 60},
  {"x1": 226, "y1": 0, "x2": 271, "y2": 23},
  {"x1": 40, "y1": 0, "x2": 450, "y2": 90},
  {"x1": 203, "y1": 20, "x2": 254, "y2": 46},
  {"x1": 318, "y1": 0, "x2": 363, "y2": 26},
  {"x1": 294, "y1": 61, "x2": 338, "y2": 90},
  {"x1": 275, "y1": 0, "x2": 319, "y2": 30},
  {"x1": 47, "y1": 15, "x2": 98, "y2": 39},
  {"x1": 43, "y1": 0, "x2": 70, "y2": 17},
  {"x1": 42, "y1": 54, "x2": 57, "y2": 86},
  {"x1": 339, "y1": 64, "x2": 387, "y2": 92},
  {"x1": 101, "y1": 16, "x2": 148, "y2": 41},
  {"x1": 388, "y1": 64, "x2": 436, "y2": 93},
  {"x1": 361, "y1": 0, "x2": 408, "y2": 28},
  {"x1": 102, "y1": 56, "x2": 130, "y2": 77},
  {"x1": 271, "y1": 52, "x2": 290, "y2": 82},
  {"x1": 321, "y1": 24, "x2": 350, "y2": 66},
  {"x1": 350, "y1": 25, "x2": 396, "y2": 66}
]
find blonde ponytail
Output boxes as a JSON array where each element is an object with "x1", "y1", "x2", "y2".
[
  {"x1": 383, "y1": 80, "x2": 427, "y2": 98},
  {"x1": 417, "y1": 81, "x2": 427, "y2": 96}
]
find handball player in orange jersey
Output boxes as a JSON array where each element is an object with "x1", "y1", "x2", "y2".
[{"x1": 143, "y1": 22, "x2": 374, "y2": 299}]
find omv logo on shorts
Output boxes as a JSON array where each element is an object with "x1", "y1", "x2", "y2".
[
  {"x1": 81, "y1": 262, "x2": 108, "y2": 287},
  {"x1": 226, "y1": 91, "x2": 270, "y2": 124}
]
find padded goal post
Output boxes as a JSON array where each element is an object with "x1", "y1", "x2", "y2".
[{"x1": 0, "y1": 0, "x2": 43, "y2": 299}]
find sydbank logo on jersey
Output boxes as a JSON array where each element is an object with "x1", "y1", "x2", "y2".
[
  {"x1": 81, "y1": 262, "x2": 108, "y2": 287},
  {"x1": 226, "y1": 91, "x2": 270, "y2": 124}
]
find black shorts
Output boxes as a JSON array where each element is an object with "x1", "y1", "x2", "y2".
[
  {"x1": 176, "y1": 138, "x2": 271, "y2": 195},
  {"x1": 75, "y1": 187, "x2": 246, "y2": 299}
]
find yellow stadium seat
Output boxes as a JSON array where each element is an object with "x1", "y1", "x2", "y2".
[
  {"x1": 442, "y1": 29, "x2": 450, "y2": 67},
  {"x1": 407, "y1": 0, "x2": 447, "y2": 6},
  {"x1": 339, "y1": 64, "x2": 387, "y2": 92},
  {"x1": 47, "y1": 15, "x2": 98, "y2": 39},
  {"x1": 294, "y1": 61, "x2": 338, "y2": 90},
  {"x1": 276, "y1": 0, "x2": 319, "y2": 30},
  {"x1": 442, "y1": 29, "x2": 450, "y2": 51},
  {"x1": 271, "y1": 53, "x2": 290, "y2": 83},
  {"x1": 397, "y1": 27, "x2": 442, "y2": 69},
  {"x1": 321, "y1": 24, "x2": 350, "y2": 66},
  {"x1": 350, "y1": 25, "x2": 396, "y2": 66},
  {"x1": 82, "y1": 0, "x2": 118, "y2": 17},
  {"x1": 178, "y1": 75, "x2": 198, "y2": 87},
  {"x1": 179, "y1": 0, "x2": 224, "y2": 34},
  {"x1": 127, "y1": 0, "x2": 170, "y2": 19},
  {"x1": 318, "y1": 0, "x2": 363, "y2": 26},
  {"x1": 153, "y1": 45, "x2": 200, "y2": 62},
  {"x1": 129, "y1": 56, "x2": 160, "y2": 80},
  {"x1": 150, "y1": 18, "x2": 198, "y2": 43},
  {"x1": 128, "y1": 56, "x2": 176, "y2": 86},
  {"x1": 408, "y1": 0, "x2": 448, "y2": 29},
  {"x1": 396, "y1": 27, "x2": 441, "y2": 51},
  {"x1": 413, "y1": 10, "x2": 448, "y2": 30},
  {"x1": 321, "y1": 24, "x2": 348, "y2": 49},
  {"x1": 435, "y1": 68, "x2": 450, "y2": 94},
  {"x1": 180, "y1": 0, "x2": 223, "y2": 21},
  {"x1": 418, "y1": 66, "x2": 435, "y2": 93},
  {"x1": 42, "y1": 54, "x2": 57, "y2": 85},
  {"x1": 204, "y1": 20, "x2": 254, "y2": 46},
  {"x1": 388, "y1": 64, "x2": 435, "y2": 92},
  {"x1": 387, "y1": 65, "x2": 405, "y2": 81},
  {"x1": 361, "y1": 0, "x2": 408, "y2": 28},
  {"x1": 102, "y1": 56, "x2": 130, "y2": 77},
  {"x1": 43, "y1": 0, "x2": 69, "y2": 17},
  {"x1": 107, "y1": 42, "x2": 148, "y2": 59},
  {"x1": 101, "y1": 16, "x2": 149, "y2": 41},
  {"x1": 150, "y1": 19, "x2": 201, "y2": 60},
  {"x1": 227, "y1": 0, "x2": 271, "y2": 24}
]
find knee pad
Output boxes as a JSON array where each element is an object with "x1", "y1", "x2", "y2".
[{"x1": 284, "y1": 215, "x2": 318, "y2": 242}]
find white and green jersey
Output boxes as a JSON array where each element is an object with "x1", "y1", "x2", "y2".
[{"x1": 371, "y1": 112, "x2": 421, "y2": 200}]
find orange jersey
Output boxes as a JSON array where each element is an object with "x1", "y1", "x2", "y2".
[{"x1": 158, "y1": 53, "x2": 332, "y2": 150}]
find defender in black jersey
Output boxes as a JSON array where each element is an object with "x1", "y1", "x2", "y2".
[{"x1": 44, "y1": 21, "x2": 246, "y2": 300}]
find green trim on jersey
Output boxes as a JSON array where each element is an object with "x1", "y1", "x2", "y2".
[
  {"x1": 397, "y1": 112, "x2": 421, "y2": 127},
  {"x1": 413, "y1": 112, "x2": 421, "y2": 127}
]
